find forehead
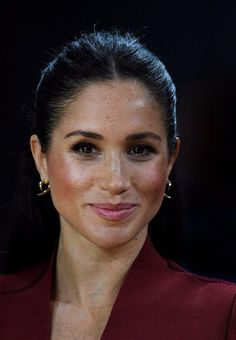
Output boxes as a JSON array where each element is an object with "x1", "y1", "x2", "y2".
[{"x1": 57, "y1": 79, "x2": 165, "y2": 135}]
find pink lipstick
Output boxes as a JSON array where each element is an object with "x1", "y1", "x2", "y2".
[{"x1": 89, "y1": 203, "x2": 137, "y2": 221}]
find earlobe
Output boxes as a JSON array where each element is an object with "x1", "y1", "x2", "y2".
[{"x1": 30, "y1": 135, "x2": 48, "y2": 179}]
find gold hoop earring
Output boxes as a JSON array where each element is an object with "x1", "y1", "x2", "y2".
[
  {"x1": 164, "y1": 179, "x2": 172, "y2": 199},
  {"x1": 37, "y1": 178, "x2": 50, "y2": 196}
]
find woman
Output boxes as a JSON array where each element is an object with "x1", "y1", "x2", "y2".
[{"x1": 0, "y1": 31, "x2": 236, "y2": 340}]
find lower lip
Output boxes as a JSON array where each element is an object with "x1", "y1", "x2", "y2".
[{"x1": 89, "y1": 205, "x2": 137, "y2": 221}]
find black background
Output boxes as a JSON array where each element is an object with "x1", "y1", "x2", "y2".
[{"x1": 0, "y1": 0, "x2": 236, "y2": 280}]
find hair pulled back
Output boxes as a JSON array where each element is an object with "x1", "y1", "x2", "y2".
[
  {"x1": 34, "y1": 31, "x2": 177, "y2": 153},
  {"x1": 6, "y1": 31, "x2": 178, "y2": 273}
]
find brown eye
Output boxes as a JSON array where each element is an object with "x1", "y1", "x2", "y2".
[
  {"x1": 128, "y1": 144, "x2": 156, "y2": 157},
  {"x1": 71, "y1": 142, "x2": 98, "y2": 158}
]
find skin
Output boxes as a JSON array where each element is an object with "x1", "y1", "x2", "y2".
[{"x1": 30, "y1": 79, "x2": 179, "y2": 339}]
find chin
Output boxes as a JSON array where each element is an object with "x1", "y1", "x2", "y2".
[{"x1": 86, "y1": 225, "x2": 147, "y2": 250}]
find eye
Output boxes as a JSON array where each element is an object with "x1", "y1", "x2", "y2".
[
  {"x1": 71, "y1": 142, "x2": 99, "y2": 158},
  {"x1": 128, "y1": 144, "x2": 156, "y2": 159}
]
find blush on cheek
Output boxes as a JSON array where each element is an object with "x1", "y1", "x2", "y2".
[
  {"x1": 141, "y1": 164, "x2": 167, "y2": 194},
  {"x1": 47, "y1": 155, "x2": 94, "y2": 205},
  {"x1": 136, "y1": 164, "x2": 167, "y2": 226},
  {"x1": 47, "y1": 157, "x2": 77, "y2": 195}
]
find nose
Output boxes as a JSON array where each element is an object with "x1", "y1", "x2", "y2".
[{"x1": 99, "y1": 153, "x2": 131, "y2": 195}]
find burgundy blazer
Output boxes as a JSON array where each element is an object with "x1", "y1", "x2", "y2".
[{"x1": 1, "y1": 238, "x2": 236, "y2": 340}]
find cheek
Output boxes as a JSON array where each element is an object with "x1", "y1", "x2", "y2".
[
  {"x1": 136, "y1": 162, "x2": 168, "y2": 222},
  {"x1": 46, "y1": 153, "x2": 92, "y2": 201},
  {"x1": 136, "y1": 162, "x2": 167, "y2": 197}
]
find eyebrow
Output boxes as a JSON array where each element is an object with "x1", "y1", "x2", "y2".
[
  {"x1": 64, "y1": 130, "x2": 161, "y2": 141},
  {"x1": 126, "y1": 132, "x2": 161, "y2": 141},
  {"x1": 65, "y1": 130, "x2": 103, "y2": 140}
]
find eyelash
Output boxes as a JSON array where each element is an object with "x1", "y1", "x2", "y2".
[
  {"x1": 71, "y1": 142, "x2": 157, "y2": 160},
  {"x1": 71, "y1": 142, "x2": 98, "y2": 158},
  {"x1": 127, "y1": 144, "x2": 157, "y2": 158}
]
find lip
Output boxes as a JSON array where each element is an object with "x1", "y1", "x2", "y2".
[{"x1": 89, "y1": 203, "x2": 137, "y2": 221}]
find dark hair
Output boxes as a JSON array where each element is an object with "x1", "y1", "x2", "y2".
[
  {"x1": 34, "y1": 31, "x2": 177, "y2": 153},
  {"x1": 5, "y1": 30, "x2": 178, "y2": 273}
]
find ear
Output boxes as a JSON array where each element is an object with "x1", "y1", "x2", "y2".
[
  {"x1": 167, "y1": 137, "x2": 180, "y2": 177},
  {"x1": 30, "y1": 135, "x2": 49, "y2": 180}
]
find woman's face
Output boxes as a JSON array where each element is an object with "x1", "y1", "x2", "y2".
[{"x1": 31, "y1": 80, "x2": 178, "y2": 249}]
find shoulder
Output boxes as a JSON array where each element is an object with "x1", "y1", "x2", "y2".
[
  {"x1": 0, "y1": 257, "x2": 53, "y2": 339},
  {"x1": 121, "y1": 237, "x2": 236, "y2": 312},
  {"x1": 0, "y1": 257, "x2": 52, "y2": 293},
  {"x1": 137, "y1": 236, "x2": 236, "y2": 313},
  {"x1": 166, "y1": 256, "x2": 236, "y2": 289},
  {"x1": 163, "y1": 257, "x2": 236, "y2": 309},
  {"x1": 104, "y1": 238, "x2": 236, "y2": 340},
  {"x1": 147, "y1": 241, "x2": 236, "y2": 304}
]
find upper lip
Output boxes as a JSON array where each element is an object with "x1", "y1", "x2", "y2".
[{"x1": 89, "y1": 203, "x2": 137, "y2": 210}]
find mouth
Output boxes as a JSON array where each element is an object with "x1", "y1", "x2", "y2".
[{"x1": 89, "y1": 203, "x2": 137, "y2": 221}]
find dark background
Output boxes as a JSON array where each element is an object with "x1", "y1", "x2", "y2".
[{"x1": 0, "y1": 1, "x2": 236, "y2": 280}]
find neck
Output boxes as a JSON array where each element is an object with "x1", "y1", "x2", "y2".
[{"x1": 53, "y1": 225, "x2": 147, "y2": 308}]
